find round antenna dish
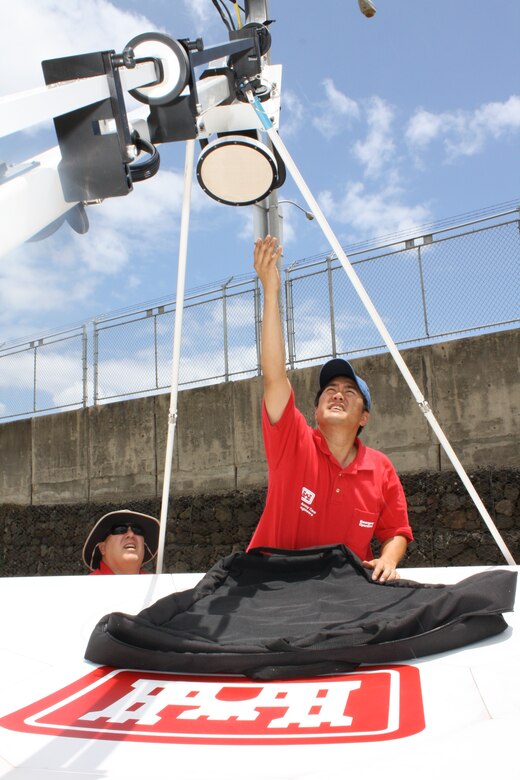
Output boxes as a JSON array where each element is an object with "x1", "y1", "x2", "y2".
[{"x1": 197, "y1": 136, "x2": 279, "y2": 206}]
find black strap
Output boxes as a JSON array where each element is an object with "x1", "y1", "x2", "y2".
[
  {"x1": 245, "y1": 660, "x2": 359, "y2": 680},
  {"x1": 248, "y1": 544, "x2": 347, "y2": 558}
]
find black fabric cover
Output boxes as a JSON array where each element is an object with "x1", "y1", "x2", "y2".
[{"x1": 85, "y1": 545, "x2": 517, "y2": 679}]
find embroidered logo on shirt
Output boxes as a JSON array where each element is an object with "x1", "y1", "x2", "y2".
[
  {"x1": 358, "y1": 519, "x2": 375, "y2": 528},
  {"x1": 300, "y1": 487, "x2": 316, "y2": 517}
]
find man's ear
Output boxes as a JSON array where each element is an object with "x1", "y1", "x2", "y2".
[
  {"x1": 97, "y1": 541, "x2": 106, "y2": 556},
  {"x1": 360, "y1": 410, "x2": 370, "y2": 428}
]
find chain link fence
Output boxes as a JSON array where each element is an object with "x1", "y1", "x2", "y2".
[
  {"x1": 0, "y1": 326, "x2": 88, "y2": 420},
  {"x1": 1, "y1": 209, "x2": 519, "y2": 420}
]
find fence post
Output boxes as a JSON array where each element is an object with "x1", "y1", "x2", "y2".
[
  {"x1": 417, "y1": 244, "x2": 430, "y2": 338},
  {"x1": 254, "y1": 277, "x2": 262, "y2": 375},
  {"x1": 222, "y1": 277, "x2": 233, "y2": 382},
  {"x1": 153, "y1": 310, "x2": 159, "y2": 390},
  {"x1": 93, "y1": 322, "x2": 99, "y2": 405},
  {"x1": 32, "y1": 341, "x2": 37, "y2": 413},
  {"x1": 327, "y1": 253, "x2": 338, "y2": 357},
  {"x1": 82, "y1": 325, "x2": 88, "y2": 407}
]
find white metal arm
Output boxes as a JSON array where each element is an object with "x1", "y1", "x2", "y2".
[{"x1": 0, "y1": 60, "x2": 159, "y2": 139}]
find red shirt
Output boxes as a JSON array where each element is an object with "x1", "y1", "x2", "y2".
[
  {"x1": 88, "y1": 561, "x2": 148, "y2": 575},
  {"x1": 248, "y1": 391, "x2": 413, "y2": 560}
]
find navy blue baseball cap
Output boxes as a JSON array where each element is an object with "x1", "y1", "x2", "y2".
[{"x1": 319, "y1": 358, "x2": 372, "y2": 411}]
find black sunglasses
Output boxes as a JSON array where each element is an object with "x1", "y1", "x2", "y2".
[{"x1": 110, "y1": 524, "x2": 144, "y2": 536}]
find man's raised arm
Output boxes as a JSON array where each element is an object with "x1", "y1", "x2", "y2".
[{"x1": 254, "y1": 235, "x2": 291, "y2": 424}]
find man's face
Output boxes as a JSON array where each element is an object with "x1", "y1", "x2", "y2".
[
  {"x1": 314, "y1": 376, "x2": 369, "y2": 432},
  {"x1": 97, "y1": 524, "x2": 145, "y2": 574}
]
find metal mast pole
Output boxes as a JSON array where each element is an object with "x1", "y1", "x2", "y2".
[
  {"x1": 246, "y1": 1, "x2": 271, "y2": 241},
  {"x1": 245, "y1": 0, "x2": 285, "y2": 323}
]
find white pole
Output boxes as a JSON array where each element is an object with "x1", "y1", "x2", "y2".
[
  {"x1": 244, "y1": 93, "x2": 515, "y2": 565},
  {"x1": 155, "y1": 139, "x2": 195, "y2": 573}
]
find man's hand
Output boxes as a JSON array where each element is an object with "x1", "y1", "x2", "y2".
[
  {"x1": 362, "y1": 557, "x2": 400, "y2": 582},
  {"x1": 362, "y1": 535, "x2": 408, "y2": 582},
  {"x1": 254, "y1": 235, "x2": 283, "y2": 296}
]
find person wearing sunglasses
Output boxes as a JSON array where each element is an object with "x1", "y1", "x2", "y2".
[{"x1": 82, "y1": 510, "x2": 160, "y2": 575}]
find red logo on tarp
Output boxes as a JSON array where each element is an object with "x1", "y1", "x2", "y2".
[{"x1": 0, "y1": 665, "x2": 424, "y2": 744}]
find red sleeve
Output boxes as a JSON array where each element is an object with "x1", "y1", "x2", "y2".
[
  {"x1": 262, "y1": 389, "x2": 309, "y2": 470},
  {"x1": 375, "y1": 460, "x2": 414, "y2": 545}
]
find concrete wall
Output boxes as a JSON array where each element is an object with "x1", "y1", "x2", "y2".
[{"x1": 1, "y1": 329, "x2": 519, "y2": 506}]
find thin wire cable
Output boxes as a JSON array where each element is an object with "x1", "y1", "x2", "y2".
[
  {"x1": 211, "y1": 0, "x2": 234, "y2": 31},
  {"x1": 232, "y1": 1, "x2": 243, "y2": 28}
]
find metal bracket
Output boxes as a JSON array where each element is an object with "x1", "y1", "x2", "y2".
[
  {"x1": 0, "y1": 160, "x2": 40, "y2": 184},
  {"x1": 41, "y1": 50, "x2": 136, "y2": 202}
]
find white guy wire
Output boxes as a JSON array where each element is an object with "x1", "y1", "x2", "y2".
[{"x1": 156, "y1": 139, "x2": 195, "y2": 573}]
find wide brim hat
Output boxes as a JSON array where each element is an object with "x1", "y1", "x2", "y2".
[
  {"x1": 82, "y1": 509, "x2": 160, "y2": 571},
  {"x1": 319, "y1": 358, "x2": 372, "y2": 411}
]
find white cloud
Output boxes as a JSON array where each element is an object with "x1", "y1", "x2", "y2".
[
  {"x1": 96, "y1": 339, "x2": 260, "y2": 400},
  {"x1": 93, "y1": 354, "x2": 158, "y2": 400},
  {"x1": 312, "y1": 78, "x2": 360, "y2": 139},
  {"x1": 0, "y1": 0, "x2": 158, "y2": 95},
  {"x1": 181, "y1": 0, "x2": 215, "y2": 29},
  {"x1": 405, "y1": 109, "x2": 447, "y2": 147},
  {"x1": 406, "y1": 95, "x2": 520, "y2": 159},
  {"x1": 0, "y1": 346, "x2": 86, "y2": 415},
  {"x1": 0, "y1": 241, "x2": 96, "y2": 325},
  {"x1": 236, "y1": 206, "x2": 255, "y2": 243},
  {"x1": 353, "y1": 97, "x2": 396, "y2": 178},
  {"x1": 477, "y1": 95, "x2": 520, "y2": 135},
  {"x1": 323, "y1": 79, "x2": 360, "y2": 119},
  {"x1": 0, "y1": 160, "x2": 219, "y2": 337},
  {"x1": 279, "y1": 89, "x2": 305, "y2": 137},
  {"x1": 286, "y1": 310, "x2": 337, "y2": 363},
  {"x1": 127, "y1": 274, "x2": 140, "y2": 289},
  {"x1": 93, "y1": 168, "x2": 187, "y2": 233},
  {"x1": 319, "y1": 180, "x2": 432, "y2": 240},
  {"x1": 74, "y1": 224, "x2": 130, "y2": 275},
  {"x1": 0, "y1": 0, "x2": 235, "y2": 342},
  {"x1": 311, "y1": 88, "x2": 395, "y2": 178},
  {"x1": 0, "y1": 350, "x2": 35, "y2": 389}
]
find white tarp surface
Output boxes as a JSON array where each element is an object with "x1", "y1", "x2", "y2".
[{"x1": 0, "y1": 566, "x2": 518, "y2": 779}]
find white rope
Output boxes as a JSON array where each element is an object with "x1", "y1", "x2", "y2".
[{"x1": 156, "y1": 139, "x2": 195, "y2": 573}]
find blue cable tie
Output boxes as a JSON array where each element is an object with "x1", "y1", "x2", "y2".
[{"x1": 240, "y1": 83, "x2": 273, "y2": 131}]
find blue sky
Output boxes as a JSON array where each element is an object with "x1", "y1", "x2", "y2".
[{"x1": 1, "y1": 0, "x2": 519, "y2": 344}]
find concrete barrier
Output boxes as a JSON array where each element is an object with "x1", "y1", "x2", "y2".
[{"x1": 0, "y1": 329, "x2": 518, "y2": 506}]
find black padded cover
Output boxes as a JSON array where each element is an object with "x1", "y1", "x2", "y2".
[{"x1": 85, "y1": 545, "x2": 517, "y2": 679}]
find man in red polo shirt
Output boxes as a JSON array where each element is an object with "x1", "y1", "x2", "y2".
[{"x1": 248, "y1": 235, "x2": 413, "y2": 582}]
